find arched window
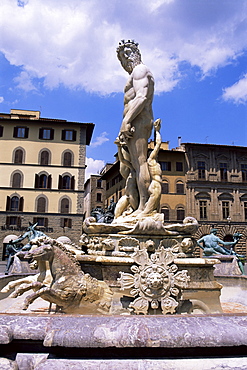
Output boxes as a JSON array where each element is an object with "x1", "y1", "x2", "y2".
[
  {"x1": 35, "y1": 173, "x2": 52, "y2": 189},
  {"x1": 37, "y1": 197, "x2": 46, "y2": 213},
  {"x1": 60, "y1": 198, "x2": 70, "y2": 213},
  {"x1": 58, "y1": 175, "x2": 75, "y2": 190},
  {"x1": 63, "y1": 151, "x2": 72, "y2": 167},
  {"x1": 63, "y1": 176, "x2": 70, "y2": 189},
  {"x1": 40, "y1": 150, "x2": 50, "y2": 165},
  {"x1": 12, "y1": 173, "x2": 22, "y2": 188},
  {"x1": 176, "y1": 207, "x2": 185, "y2": 221},
  {"x1": 176, "y1": 181, "x2": 184, "y2": 194},
  {"x1": 10, "y1": 196, "x2": 19, "y2": 211},
  {"x1": 161, "y1": 206, "x2": 169, "y2": 220},
  {"x1": 40, "y1": 174, "x2": 47, "y2": 188},
  {"x1": 13, "y1": 148, "x2": 24, "y2": 164},
  {"x1": 161, "y1": 180, "x2": 169, "y2": 194},
  {"x1": 6, "y1": 195, "x2": 24, "y2": 212}
]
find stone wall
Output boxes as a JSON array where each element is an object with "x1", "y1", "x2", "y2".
[{"x1": 0, "y1": 213, "x2": 83, "y2": 259}]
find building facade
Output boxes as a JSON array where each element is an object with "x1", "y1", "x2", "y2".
[
  {"x1": 100, "y1": 141, "x2": 186, "y2": 223},
  {"x1": 183, "y1": 142, "x2": 247, "y2": 255},
  {"x1": 0, "y1": 109, "x2": 94, "y2": 258},
  {"x1": 84, "y1": 174, "x2": 106, "y2": 219},
  {"x1": 97, "y1": 141, "x2": 247, "y2": 255}
]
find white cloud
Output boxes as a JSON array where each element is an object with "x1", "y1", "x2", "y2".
[
  {"x1": 1, "y1": 0, "x2": 247, "y2": 94},
  {"x1": 0, "y1": 97, "x2": 4, "y2": 103},
  {"x1": 90, "y1": 132, "x2": 109, "y2": 148},
  {"x1": 85, "y1": 157, "x2": 105, "y2": 180},
  {"x1": 13, "y1": 71, "x2": 37, "y2": 92},
  {"x1": 222, "y1": 74, "x2": 247, "y2": 105}
]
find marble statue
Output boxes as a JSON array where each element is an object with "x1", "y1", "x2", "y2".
[
  {"x1": 115, "y1": 39, "x2": 155, "y2": 218},
  {"x1": 2, "y1": 236, "x2": 113, "y2": 314}
]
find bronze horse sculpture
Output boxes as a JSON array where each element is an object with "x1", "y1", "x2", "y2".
[{"x1": 3, "y1": 237, "x2": 113, "y2": 314}]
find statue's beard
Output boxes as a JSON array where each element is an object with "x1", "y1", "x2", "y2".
[{"x1": 121, "y1": 56, "x2": 142, "y2": 74}]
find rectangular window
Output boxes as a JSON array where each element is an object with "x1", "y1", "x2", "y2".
[
  {"x1": 39, "y1": 128, "x2": 54, "y2": 140},
  {"x1": 176, "y1": 162, "x2": 183, "y2": 171},
  {"x1": 61, "y1": 129, "x2": 77, "y2": 141},
  {"x1": 13, "y1": 126, "x2": 29, "y2": 138},
  {"x1": 199, "y1": 201, "x2": 207, "y2": 219},
  {"x1": 220, "y1": 163, "x2": 227, "y2": 181},
  {"x1": 96, "y1": 193, "x2": 102, "y2": 202},
  {"x1": 198, "y1": 161, "x2": 205, "y2": 179},
  {"x1": 222, "y1": 201, "x2": 229, "y2": 219},
  {"x1": 60, "y1": 218, "x2": 72, "y2": 228},
  {"x1": 241, "y1": 164, "x2": 247, "y2": 182},
  {"x1": 35, "y1": 217, "x2": 48, "y2": 227},
  {"x1": 159, "y1": 161, "x2": 171, "y2": 171},
  {"x1": 8, "y1": 216, "x2": 18, "y2": 226},
  {"x1": 97, "y1": 179, "x2": 102, "y2": 188}
]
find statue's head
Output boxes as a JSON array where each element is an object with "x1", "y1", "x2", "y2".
[
  {"x1": 116, "y1": 39, "x2": 142, "y2": 74},
  {"x1": 210, "y1": 228, "x2": 218, "y2": 234}
]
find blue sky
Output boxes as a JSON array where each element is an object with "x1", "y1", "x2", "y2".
[{"x1": 1, "y1": 0, "x2": 247, "y2": 179}]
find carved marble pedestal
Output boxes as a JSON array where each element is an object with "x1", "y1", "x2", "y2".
[{"x1": 77, "y1": 253, "x2": 223, "y2": 314}]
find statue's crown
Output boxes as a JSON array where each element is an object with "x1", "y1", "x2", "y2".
[{"x1": 116, "y1": 39, "x2": 140, "y2": 56}]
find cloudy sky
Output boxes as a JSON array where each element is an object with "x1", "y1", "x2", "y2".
[{"x1": 1, "y1": 0, "x2": 247, "y2": 179}]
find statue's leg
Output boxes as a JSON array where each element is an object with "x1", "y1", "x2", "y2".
[
  {"x1": 10, "y1": 281, "x2": 44, "y2": 298},
  {"x1": 1, "y1": 275, "x2": 38, "y2": 293},
  {"x1": 23, "y1": 287, "x2": 65, "y2": 310},
  {"x1": 237, "y1": 259, "x2": 245, "y2": 274},
  {"x1": 214, "y1": 246, "x2": 231, "y2": 255},
  {"x1": 5, "y1": 255, "x2": 14, "y2": 274}
]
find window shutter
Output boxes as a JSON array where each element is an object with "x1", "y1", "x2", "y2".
[
  {"x1": 58, "y1": 175, "x2": 62, "y2": 189},
  {"x1": 35, "y1": 174, "x2": 39, "y2": 188},
  {"x1": 33, "y1": 217, "x2": 37, "y2": 224},
  {"x1": 71, "y1": 176, "x2": 75, "y2": 190},
  {"x1": 13, "y1": 127, "x2": 18, "y2": 138},
  {"x1": 6, "y1": 196, "x2": 10, "y2": 211},
  {"x1": 44, "y1": 218, "x2": 48, "y2": 227},
  {"x1": 39, "y1": 128, "x2": 43, "y2": 139},
  {"x1": 72, "y1": 130, "x2": 77, "y2": 141},
  {"x1": 60, "y1": 218, "x2": 64, "y2": 227},
  {"x1": 24, "y1": 127, "x2": 29, "y2": 138},
  {"x1": 19, "y1": 197, "x2": 24, "y2": 211},
  {"x1": 48, "y1": 175, "x2": 52, "y2": 189},
  {"x1": 0, "y1": 126, "x2": 3, "y2": 137},
  {"x1": 50, "y1": 129, "x2": 54, "y2": 140},
  {"x1": 6, "y1": 216, "x2": 10, "y2": 225},
  {"x1": 68, "y1": 218, "x2": 72, "y2": 228},
  {"x1": 61, "y1": 130, "x2": 65, "y2": 141}
]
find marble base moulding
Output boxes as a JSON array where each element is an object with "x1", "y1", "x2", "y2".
[{"x1": 1, "y1": 314, "x2": 247, "y2": 369}]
